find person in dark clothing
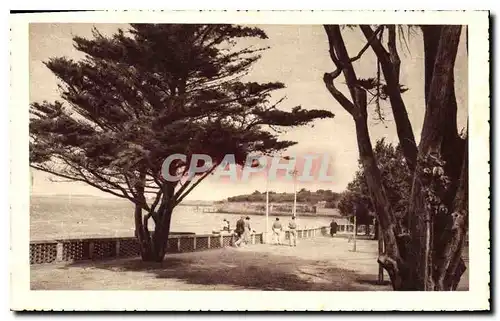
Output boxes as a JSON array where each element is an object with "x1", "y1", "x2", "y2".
[
  {"x1": 330, "y1": 219, "x2": 338, "y2": 237},
  {"x1": 234, "y1": 216, "x2": 246, "y2": 247}
]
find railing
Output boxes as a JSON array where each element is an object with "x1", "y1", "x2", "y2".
[{"x1": 30, "y1": 226, "x2": 334, "y2": 265}]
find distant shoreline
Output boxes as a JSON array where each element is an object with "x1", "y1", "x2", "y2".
[
  {"x1": 30, "y1": 195, "x2": 341, "y2": 218},
  {"x1": 213, "y1": 209, "x2": 340, "y2": 218}
]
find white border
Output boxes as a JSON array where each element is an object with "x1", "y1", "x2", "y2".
[{"x1": 10, "y1": 10, "x2": 490, "y2": 311}]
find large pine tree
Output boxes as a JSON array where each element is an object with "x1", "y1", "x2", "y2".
[{"x1": 30, "y1": 24, "x2": 334, "y2": 261}]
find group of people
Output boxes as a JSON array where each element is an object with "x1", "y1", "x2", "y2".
[
  {"x1": 271, "y1": 216, "x2": 298, "y2": 247},
  {"x1": 219, "y1": 215, "x2": 300, "y2": 247},
  {"x1": 233, "y1": 216, "x2": 254, "y2": 247}
]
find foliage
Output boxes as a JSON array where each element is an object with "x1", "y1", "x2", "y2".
[
  {"x1": 227, "y1": 188, "x2": 341, "y2": 206},
  {"x1": 30, "y1": 24, "x2": 334, "y2": 207},
  {"x1": 29, "y1": 24, "x2": 334, "y2": 261},
  {"x1": 338, "y1": 138, "x2": 412, "y2": 225}
]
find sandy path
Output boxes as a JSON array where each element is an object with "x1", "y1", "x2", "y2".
[{"x1": 31, "y1": 236, "x2": 468, "y2": 291}]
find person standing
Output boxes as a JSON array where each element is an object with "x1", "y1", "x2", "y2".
[
  {"x1": 234, "y1": 216, "x2": 245, "y2": 247},
  {"x1": 243, "y1": 216, "x2": 252, "y2": 244},
  {"x1": 288, "y1": 216, "x2": 297, "y2": 247},
  {"x1": 330, "y1": 219, "x2": 338, "y2": 237},
  {"x1": 272, "y1": 218, "x2": 283, "y2": 245},
  {"x1": 221, "y1": 219, "x2": 230, "y2": 233}
]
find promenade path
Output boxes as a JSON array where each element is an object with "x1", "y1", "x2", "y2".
[{"x1": 31, "y1": 235, "x2": 468, "y2": 291}]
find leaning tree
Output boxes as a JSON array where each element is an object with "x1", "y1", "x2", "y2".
[
  {"x1": 323, "y1": 25, "x2": 467, "y2": 290},
  {"x1": 30, "y1": 24, "x2": 334, "y2": 262}
]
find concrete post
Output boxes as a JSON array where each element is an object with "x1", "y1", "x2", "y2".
[
  {"x1": 115, "y1": 240, "x2": 120, "y2": 257},
  {"x1": 56, "y1": 242, "x2": 63, "y2": 262},
  {"x1": 89, "y1": 241, "x2": 95, "y2": 259}
]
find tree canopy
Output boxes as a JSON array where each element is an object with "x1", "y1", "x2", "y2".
[
  {"x1": 30, "y1": 24, "x2": 334, "y2": 261},
  {"x1": 337, "y1": 138, "x2": 411, "y2": 226}
]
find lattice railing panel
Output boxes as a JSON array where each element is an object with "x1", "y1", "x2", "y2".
[
  {"x1": 210, "y1": 236, "x2": 221, "y2": 248},
  {"x1": 196, "y1": 237, "x2": 209, "y2": 250},
  {"x1": 222, "y1": 235, "x2": 233, "y2": 247},
  {"x1": 118, "y1": 239, "x2": 141, "y2": 257},
  {"x1": 93, "y1": 240, "x2": 115, "y2": 259},
  {"x1": 179, "y1": 237, "x2": 195, "y2": 252},
  {"x1": 62, "y1": 241, "x2": 90, "y2": 261},
  {"x1": 165, "y1": 238, "x2": 179, "y2": 253},
  {"x1": 30, "y1": 243, "x2": 57, "y2": 264}
]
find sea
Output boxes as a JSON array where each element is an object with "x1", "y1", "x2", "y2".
[{"x1": 30, "y1": 195, "x2": 334, "y2": 241}]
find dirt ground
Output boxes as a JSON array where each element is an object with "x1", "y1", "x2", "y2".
[{"x1": 31, "y1": 236, "x2": 469, "y2": 291}]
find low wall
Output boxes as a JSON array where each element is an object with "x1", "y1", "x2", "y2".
[{"x1": 30, "y1": 226, "x2": 334, "y2": 265}]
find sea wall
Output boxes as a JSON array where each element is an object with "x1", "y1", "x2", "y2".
[{"x1": 30, "y1": 226, "x2": 334, "y2": 265}]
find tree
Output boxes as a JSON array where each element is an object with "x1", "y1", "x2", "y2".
[
  {"x1": 406, "y1": 26, "x2": 467, "y2": 290},
  {"x1": 30, "y1": 24, "x2": 334, "y2": 262},
  {"x1": 338, "y1": 139, "x2": 412, "y2": 235},
  {"x1": 337, "y1": 190, "x2": 372, "y2": 234},
  {"x1": 323, "y1": 25, "x2": 402, "y2": 288},
  {"x1": 323, "y1": 25, "x2": 467, "y2": 290}
]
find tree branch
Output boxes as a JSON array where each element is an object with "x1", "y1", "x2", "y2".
[
  {"x1": 360, "y1": 24, "x2": 418, "y2": 171},
  {"x1": 350, "y1": 25, "x2": 385, "y2": 64},
  {"x1": 387, "y1": 25, "x2": 401, "y2": 83},
  {"x1": 323, "y1": 70, "x2": 356, "y2": 115},
  {"x1": 31, "y1": 164, "x2": 128, "y2": 199},
  {"x1": 175, "y1": 164, "x2": 218, "y2": 206}
]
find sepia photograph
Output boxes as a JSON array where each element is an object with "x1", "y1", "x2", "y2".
[{"x1": 9, "y1": 10, "x2": 490, "y2": 311}]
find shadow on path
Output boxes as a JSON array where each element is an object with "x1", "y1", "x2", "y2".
[{"x1": 57, "y1": 247, "x2": 391, "y2": 291}]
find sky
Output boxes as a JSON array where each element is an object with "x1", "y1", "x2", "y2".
[{"x1": 29, "y1": 23, "x2": 468, "y2": 201}]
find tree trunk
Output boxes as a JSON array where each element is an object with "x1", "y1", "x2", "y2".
[
  {"x1": 374, "y1": 218, "x2": 379, "y2": 240},
  {"x1": 435, "y1": 129, "x2": 468, "y2": 290},
  {"x1": 355, "y1": 114, "x2": 411, "y2": 290},
  {"x1": 133, "y1": 181, "x2": 176, "y2": 262},
  {"x1": 133, "y1": 172, "x2": 155, "y2": 261},
  {"x1": 323, "y1": 25, "x2": 409, "y2": 290},
  {"x1": 421, "y1": 26, "x2": 442, "y2": 104},
  {"x1": 152, "y1": 194, "x2": 175, "y2": 259},
  {"x1": 408, "y1": 25, "x2": 463, "y2": 290},
  {"x1": 422, "y1": 25, "x2": 465, "y2": 209},
  {"x1": 133, "y1": 205, "x2": 174, "y2": 262},
  {"x1": 134, "y1": 204, "x2": 153, "y2": 261}
]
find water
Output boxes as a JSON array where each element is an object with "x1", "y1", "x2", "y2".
[{"x1": 30, "y1": 195, "x2": 333, "y2": 241}]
